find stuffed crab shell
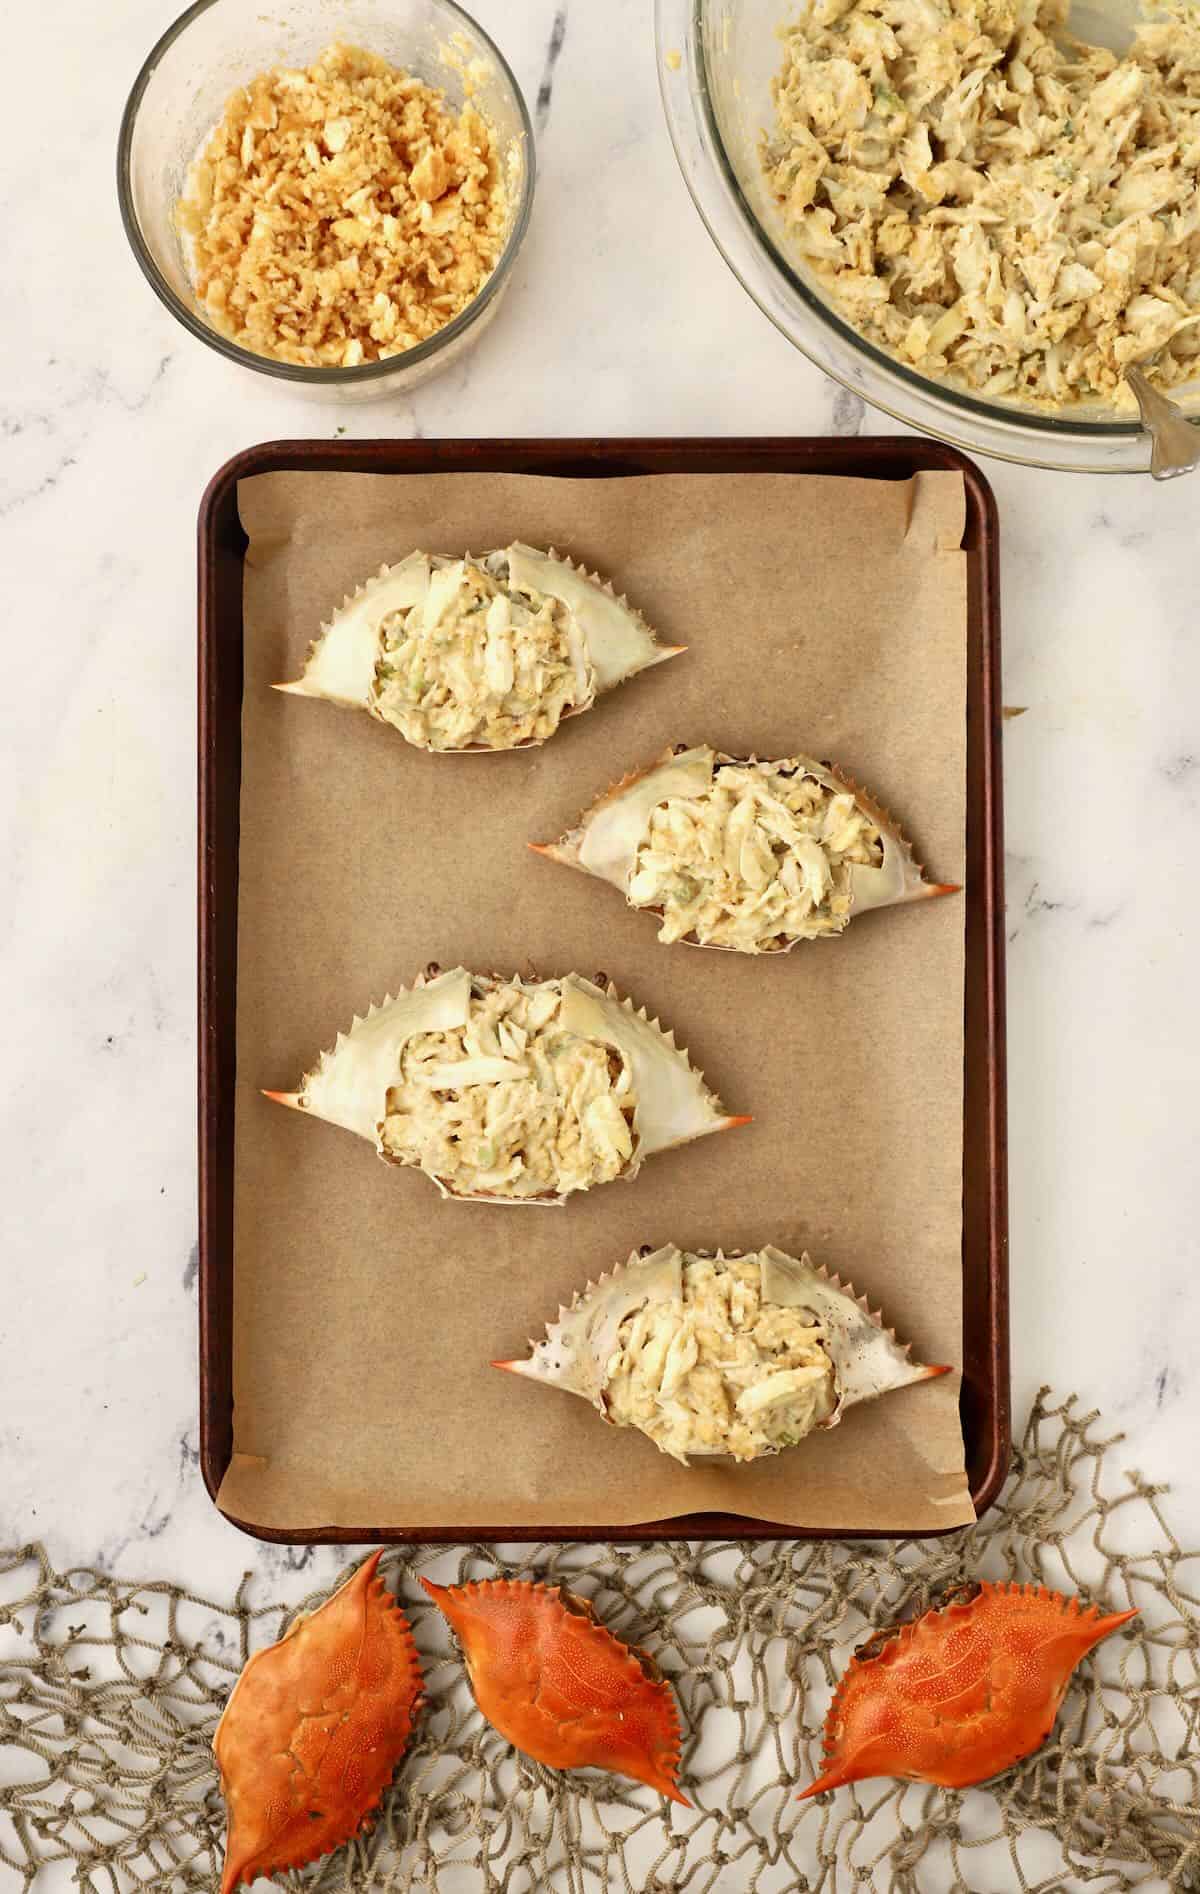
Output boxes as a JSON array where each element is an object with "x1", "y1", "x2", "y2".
[
  {"x1": 495, "y1": 1245, "x2": 948, "y2": 1464},
  {"x1": 276, "y1": 545, "x2": 682, "y2": 752},
  {"x1": 265, "y1": 967, "x2": 747, "y2": 1204},
  {"x1": 534, "y1": 744, "x2": 956, "y2": 952}
]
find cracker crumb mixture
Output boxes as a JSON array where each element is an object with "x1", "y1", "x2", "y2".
[
  {"x1": 629, "y1": 761, "x2": 883, "y2": 950},
  {"x1": 763, "y1": 0, "x2": 1200, "y2": 408},
  {"x1": 380, "y1": 980, "x2": 636, "y2": 1199},
  {"x1": 177, "y1": 43, "x2": 510, "y2": 367},
  {"x1": 605, "y1": 1256, "x2": 837, "y2": 1462},
  {"x1": 373, "y1": 555, "x2": 591, "y2": 749}
]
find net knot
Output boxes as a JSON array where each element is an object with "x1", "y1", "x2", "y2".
[{"x1": 0, "y1": 1392, "x2": 1196, "y2": 1891}]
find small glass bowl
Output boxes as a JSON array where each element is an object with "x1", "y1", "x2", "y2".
[
  {"x1": 655, "y1": 0, "x2": 1200, "y2": 473},
  {"x1": 118, "y1": 0, "x2": 534, "y2": 400}
]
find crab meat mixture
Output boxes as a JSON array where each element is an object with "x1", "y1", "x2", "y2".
[
  {"x1": 371, "y1": 557, "x2": 593, "y2": 749},
  {"x1": 627, "y1": 762, "x2": 883, "y2": 950},
  {"x1": 762, "y1": 0, "x2": 1200, "y2": 409},
  {"x1": 604, "y1": 1257, "x2": 837, "y2": 1462},
  {"x1": 379, "y1": 981, "x2": 636, "y2": 1197}
]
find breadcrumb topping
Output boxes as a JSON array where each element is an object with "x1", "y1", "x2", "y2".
[{"x1": 176, "y1": 43, "x2": 511, "y2": 367}]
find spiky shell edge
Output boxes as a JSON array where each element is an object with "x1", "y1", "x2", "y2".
[
  {"x1": 420, "y1": 1575, "x2": 691, "y2": 1807},
  {"x1": 215, "y1": 1552, "x2": 423, "y2": 1892},
  {"x1": 267, "y1": 968, "x2": 746, "y2": 1204},
  {"x1": 495, "y1": 1244, "x2": 948, "y2": 1459},
  {"x1": 277, "y1": 547, "x2": 683, "y2": 746},
  {"x1": 799, "y1": 1581, "x2": 1139, "y2": 1799},
  {"x1": 533, "y1": 743, "x2": 956, "y2": 944}
]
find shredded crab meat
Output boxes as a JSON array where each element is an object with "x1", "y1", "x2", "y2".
[
  {"x1": 604, "y1": 1257, "x2": 837, "y2": 1462},
  {"x1": 627, "y1": 761, "x2": 882, "y2": 949},
  {"x1": 762, "y1": 0, "x2": 1200, "y2": 411},
  {"x1": 379, "y1": 981, "x2": 636, "y2": 1197},
  {"x1": 372, "y1": 556, "x2": 593, "y2": 750}
]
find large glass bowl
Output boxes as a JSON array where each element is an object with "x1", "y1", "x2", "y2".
[
  {"x1": 119, "y1": 0, "x2": 534, "y2": 401},
  {"x1": 655, "y1": 0, "x2": 1200, "y2": 472}
]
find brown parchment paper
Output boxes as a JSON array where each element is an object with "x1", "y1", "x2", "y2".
[{"x1": 219, "y1": 467, "x2": 973, "y2": 1534}]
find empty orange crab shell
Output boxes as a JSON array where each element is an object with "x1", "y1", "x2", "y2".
[
  {"x1": 214, "y1": 1551, "x2": 423, "y2": 1894},
  {"x1": 799, "y1": 1580, "x2": 1137, "y2": 1798},
  {"x1": 421, "y1": 1576, "x2": 690, "y2": 1806}
]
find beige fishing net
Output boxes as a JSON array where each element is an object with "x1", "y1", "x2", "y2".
[{"x1": 2, "y1": 1390, "x2": 1198, "y2": 1893}]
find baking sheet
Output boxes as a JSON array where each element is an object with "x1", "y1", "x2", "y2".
[{"x1": 218, "y1": 466, "x2": 973, "y2": 1533}]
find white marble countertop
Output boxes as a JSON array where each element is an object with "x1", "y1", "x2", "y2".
[{"x1": 5, "y1": 0, "x2": 1199, "y2": 1628}]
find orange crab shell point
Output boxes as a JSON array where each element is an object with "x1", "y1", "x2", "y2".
[
  {"x1": 215, "y1": 1550, "x2": 424, "y2": 1894},
  {"x1": 421, "y1": 1576, "x2": 691, "y2": 1807},
  {"x1": 798, "y1": 1581, "x2": 1137, "y2": 1800}
]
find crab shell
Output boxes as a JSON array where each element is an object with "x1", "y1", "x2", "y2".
[
  {"x1": 421, "y1": 1576, "x2": 690, "y2": 1806},
  {"x1": 213, "y1": 1551, "x2": 423, "y2": 1894},
  {"x1": 274, "y1": 545, "x2": 683, "y2": 749},
  {"x1": 799, "y1": 1582, "x2": 1139, "y2": 1798},
  {"x1": 494, "y1": 1244, "x2": 947, "y2": 1461},
  {"x1": 264, "y1": 965, "x2": 747, "y2": 1205},
  {"x1": 532, "y1": 744, "x2": 956, "y2": 946}
]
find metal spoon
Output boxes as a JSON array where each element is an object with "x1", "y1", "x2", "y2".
[
  {"x1": 1045, "y1": 0, "x2": 1196, "y2": 477},
  {"x1": 1126, "y1": 364, "x2": 1200, "y2": 481}
]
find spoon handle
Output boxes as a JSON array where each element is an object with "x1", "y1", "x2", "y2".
[{"x1": 1126, "y1": 365, "x2": 1200, "y2": 481}]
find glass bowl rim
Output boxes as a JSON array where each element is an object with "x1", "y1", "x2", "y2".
[
  {"x1": 654, "y1": 0, "x2": 1200, "y2": 463},
  {"x1": 116, "y1": 0, "x2": 536, "y2": 385}
]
